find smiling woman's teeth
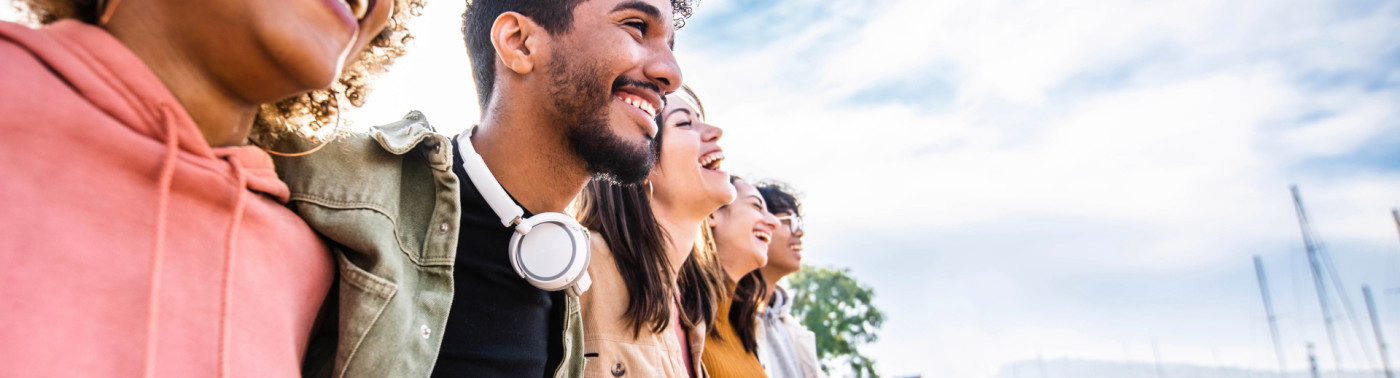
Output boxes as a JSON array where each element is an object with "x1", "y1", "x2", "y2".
[
  {"x1": 700, "y1": 151, "x2": 724, "y2": 170},
  {"x1": 753, "y1": 231, "x2": 771, "y2": 243}
]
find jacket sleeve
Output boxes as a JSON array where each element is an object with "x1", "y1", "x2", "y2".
[{"x1": 784, "y1": 318, "x2": 824, "y2": 378}]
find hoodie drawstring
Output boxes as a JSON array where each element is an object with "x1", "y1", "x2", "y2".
[
  {"x1": 144, "y1": 105, "x2": 250, "y2": 378},
  {"x1": 144, "y1": 106, "x2": 179, "y2": 378},
  {"x1": 219, "y1": 159, "x2": 248, "y2": 378}
]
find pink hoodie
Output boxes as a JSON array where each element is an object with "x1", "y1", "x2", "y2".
[{"x1": 0, "y1": 20, "x2": 332, "y2": 377}]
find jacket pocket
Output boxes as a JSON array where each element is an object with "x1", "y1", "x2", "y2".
[{"x1": 334, "y1": 252, "x2": 398, "y2": 378}]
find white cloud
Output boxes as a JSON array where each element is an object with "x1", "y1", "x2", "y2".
[{"x1": 673, "y1": 0, "x2": 1400, "y2": 376}]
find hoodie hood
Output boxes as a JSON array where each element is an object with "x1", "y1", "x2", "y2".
[{"x1": 767, "y1": 285, "x2": 794, "y2": 319}]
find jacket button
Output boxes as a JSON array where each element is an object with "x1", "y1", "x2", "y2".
[
  {"x1": 611, "y1": 363, "x2": 625, "y2": 377},
  {"x1": 420, "y1": 324, "x2": 431, "y2": 339},
  {"x1": 438, "y1": 223, "x2": 449, "y2": 234}
]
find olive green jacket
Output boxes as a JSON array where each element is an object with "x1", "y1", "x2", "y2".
[{"x1": 273, "y1": 111, "x2": 586, "y2": 378}]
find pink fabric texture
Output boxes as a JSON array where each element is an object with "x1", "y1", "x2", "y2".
[{"x1": 0, "y1": 20, "x2": 333, "y2": 378}]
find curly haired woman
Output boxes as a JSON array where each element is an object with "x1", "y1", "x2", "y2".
[{"x1": 0, "y1": 0, "x2": 422, "y2": 376}]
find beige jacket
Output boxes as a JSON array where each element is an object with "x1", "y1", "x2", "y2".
[{"x1": 581, "y1": 234, "x2": 708, "y2": 378}]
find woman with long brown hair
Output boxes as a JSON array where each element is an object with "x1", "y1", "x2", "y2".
[
  {"x1": 703, "y1": 176, "x2": 783, "y2": 378},
  {"x1": 0, "y1": 0, "x2": 420, "y2": 375},
  {"x1": 575, "y1": 85, "x2": 734, "y2": 377}
]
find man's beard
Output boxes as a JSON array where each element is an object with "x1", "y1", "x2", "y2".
[{"x1": 546, "y1": 55, "x2": 656, "y2": 184}]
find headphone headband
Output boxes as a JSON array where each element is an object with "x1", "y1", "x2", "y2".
[
  {"x1": 455, "y1": 129, "x2": 592, "y2": 297},
  {"x1": 457, "y1": 131, "x2": 525, "y2": 228}
]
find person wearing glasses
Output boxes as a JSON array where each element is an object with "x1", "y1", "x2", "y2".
[
  {"x1": 703, "y1": 176, "x2": 782, "y2": 378},
  {"x1": 753, "y1": 182, "x2": 824, "y2": 378}
]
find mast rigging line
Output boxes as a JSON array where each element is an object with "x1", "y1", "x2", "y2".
[
  {"x1": 1255, "y1": 255, "x2": 1288, "y2": 377},
  {"x1": 1291, "y1": 185, "x2": 1348, "y2": 374},
  {"x1": 1316, "y1": 236, "x2": 1380, "y2": 371}
]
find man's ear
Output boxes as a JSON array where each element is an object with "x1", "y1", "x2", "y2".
[{"x1": 490, "y1": 12, "x2": 548, "y2": 75}]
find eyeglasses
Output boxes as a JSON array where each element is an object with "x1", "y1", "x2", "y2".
[{"x1": 774, "y1": 214, "x2": 803, "y2": 234}]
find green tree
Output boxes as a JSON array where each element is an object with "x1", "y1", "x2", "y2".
[{"x1": 787, "y1": 265, "x2": 885, "y2": 377}]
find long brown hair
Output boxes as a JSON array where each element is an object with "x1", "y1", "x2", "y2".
[
  {"x1": 727, "y1": 270, "x2": 767, "y2": 355},
  {"x1": 710, "y1": 176, "x2": 769, "y2": 355},
  {"x1": 576, "y1": 180, "x2": 724, "y2": 337},
  {"x1": 575, "y1": 91, "x2": 727, "y2": 337}
]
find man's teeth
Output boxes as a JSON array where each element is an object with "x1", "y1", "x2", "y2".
[
  {"x1": 700, "y1": 151, "x2": 724, "y2": 170},
  {"x1": 621, "y1": 96, "x2": 656, "y2": 118}
]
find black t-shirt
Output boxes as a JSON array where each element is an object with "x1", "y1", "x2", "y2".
[{"x1": 432, "y1": 137, "x2": 565, "y2": 378}]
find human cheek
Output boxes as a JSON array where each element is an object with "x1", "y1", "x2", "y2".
[
  {"x1": 665, "y1": 134, "x2": 697, "y2": 172},
  {"x1": 746, "y1": 211, "x2": 764, "y2": 232},
  {"x1": 609, "y1": 34, "x2": 648, "y2": 75},
  {"x1": 773, "y1": 227, "x2": 791, "y2": 245}
]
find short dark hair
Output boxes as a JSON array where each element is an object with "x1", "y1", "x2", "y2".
[
  {"x1": 462, "y1": 0, "x2": 699, "y2": 111},
  {"x1": 756, "y1": 181, "x2": 801, "y2": 216}
]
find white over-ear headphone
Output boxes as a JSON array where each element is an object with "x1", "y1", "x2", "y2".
[{"x1": 457, "y1": 132, "x2": 592, "y2": 297}]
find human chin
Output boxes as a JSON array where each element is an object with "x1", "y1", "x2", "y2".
[
  {"x1": 258, "y1": 4, "x2": 358, "y2": 92},
  {"x1": 750, "y1": 223, "x2": 773, "y2": 262},
  {"x1": 701, "y1": 173, "x2": 735, "y2": 208},
  {"x1": 694, "y1": 148, "x2": 732, "y2": 204},
  {"x1": 569, "y1": 119, "x2": 655, "y2": 184},
  {"x1": 774, "y1": 239, "x2": 801, "y2": 271},
  {"x1": 749, "y1": 245, "x2": 770, "y2": 270},
  {"x1": 606, "y1": 99, "x2": 658, "y2": 147},
  {"x1": 668, "y1": 152, "x2": 732, "y2": 207}
]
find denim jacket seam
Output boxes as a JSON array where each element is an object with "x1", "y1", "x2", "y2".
[
  {"x1": 339, "y1": 260, "x2": 396, "y2": 298},
  {"x1": 288, "y1": 193, "x2": 456, "y2": 267},
  {"x1": 337, "y1": 279, "x2": 398, "y2": 378}
]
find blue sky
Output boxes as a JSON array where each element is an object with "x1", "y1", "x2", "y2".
[
  {"x1": 6, "y1": 0, "x2": 1398, "y2": 376},
  {"x1": 670, "y1": 0, "x2": 1400, "y2": 376}
]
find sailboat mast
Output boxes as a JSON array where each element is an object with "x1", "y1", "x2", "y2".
[
  {"x1": 1255, "y1": 255, "x2": 1288, "y2": 376},
  {"x1": 1393, "y1": 209, "x2": 1399, "y2": 244},
  {"x1": 1308, "y1": 343, "x2": 1322, "y2": 378},
  {"x1": 1364, "y1": 286, "x2": 1394, "y2": 378},
  {"x1": 1291, "y1": 185, "x2": 1346, "y2": 374}
]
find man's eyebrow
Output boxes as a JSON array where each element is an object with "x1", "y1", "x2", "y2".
[
  {"x1": 612, "y1": 1, "x2": 663, "y2": 21},
  {"x1": 612, "y1": 1, "x2": 676, "y2": 49}
]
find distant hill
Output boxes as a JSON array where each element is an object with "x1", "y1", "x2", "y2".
[{"x1": 992, "y1": 358, "x2": 1383, "y2": 378}]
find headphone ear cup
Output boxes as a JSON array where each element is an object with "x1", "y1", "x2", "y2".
[
  {"x1": 507, "y1": 231, "x2": 530, "y2": 285},
  {"x1": 508, "y1": 212, "x2": 592, "y2": 295}
]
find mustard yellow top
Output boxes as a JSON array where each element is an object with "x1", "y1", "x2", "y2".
[{"x1": 702, "y1": 286, "x2": 769, "y2": 378}]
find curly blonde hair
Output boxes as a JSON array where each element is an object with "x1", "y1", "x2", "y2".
[{"x1": 13, "y1": 0, "x2": 426, "y2": 143}]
